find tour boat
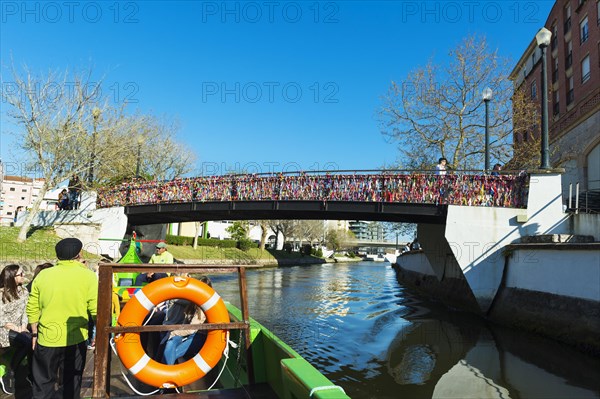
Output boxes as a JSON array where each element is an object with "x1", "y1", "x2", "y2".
[{"x1": 93, "y1": 238, "x2": 350, "y2": 399}]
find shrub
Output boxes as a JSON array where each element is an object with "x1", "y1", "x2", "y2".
[
  {"x1": 283, "y1": 242, "x2": 293, "y2": 253},
  {"x1": 302, "y1": 244, "x2": 312, "y2": 255},
  {"x1": 166, "y1": 234, "x2": 193, "y2": 246},
  {"x1": 165, "y1": 235, "x2": 237, "y2": 248},
  {"x1": 237, "y1": 238, "x2": 257, "y2": 252}
]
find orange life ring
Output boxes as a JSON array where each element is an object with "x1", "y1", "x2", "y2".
[{"x1": 114, "y1": 276, "x2": 230, "y2": 388}]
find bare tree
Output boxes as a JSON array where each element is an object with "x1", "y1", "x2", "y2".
[
  {"x1": 297, "y1": 220, "x2": 325, "y2": 246},
  {"x1": 1, "y1": 65, "x2": 116, "y2": 241},
  {"x1": 379, "y1": 34, "x2": 536, "y2": 170},
  {"x1": 277, "y1": 220, "x2": 296, "y2": 246},
  {"x1": 1, "y1": 65, "x2": 197, "y2": 241},
  {"x1": 192, "y1": 221, "x2": 202, "y2": 249},
  {"x1": 266, "y1": 220, "x2": 282, "y2": 250},
  {"x1": 93, "y1": 114, "x2": 196, "y2": 185},
  {"x1": 256, "y1": 220, "x2": 269, "y2": 250},
  {"x1": 382, "y1": 222, "x2": 416, "y2": 247}
]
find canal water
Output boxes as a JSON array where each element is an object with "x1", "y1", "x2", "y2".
[{"x1": 212, "y1": 261, "x2": 600, "y2": 399}]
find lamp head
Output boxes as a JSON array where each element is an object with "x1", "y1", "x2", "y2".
[
  {"x1": 535, "y1": 27, "x2": 552, "y2": 47},
  {"x1": 482, "y1": 87, "x2": 493, "y2": 101}
]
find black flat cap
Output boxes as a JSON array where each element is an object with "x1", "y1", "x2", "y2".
[{"x1": 55, "y1": 238, "x2": 83, "y2": 260}]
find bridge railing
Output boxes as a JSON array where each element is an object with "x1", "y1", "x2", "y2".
[{"x1": 96, "y1": 171, "x2": 529, "y2": 209}]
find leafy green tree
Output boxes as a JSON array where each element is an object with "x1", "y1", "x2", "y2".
[{"x1": 226, "y1": 221, "x2": 249, "y2": 241}]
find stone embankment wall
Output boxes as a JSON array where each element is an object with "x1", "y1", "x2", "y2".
[
  {"x1": 392, "y1": 251, "x2": 480, "y2": 313},
  {"x1": 393, "y1": 243, "x2": 600, "y2": 355},
  {"x1": 488, "y1": 244, "x2": 600, "y2": 355}
]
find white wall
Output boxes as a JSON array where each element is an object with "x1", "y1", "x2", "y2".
[
  {"x1": 444, "y1": 173, "x2": 570, "y2": 311},
  {"x1": 506, "y1": 248, "x2": 600, "y2": 301},
  {"x1": 587, "y1": 141, "x2": 600, "y2": 190},
  {"x1": 572, "y1": 213, "x2": 600, "y2": 240}
]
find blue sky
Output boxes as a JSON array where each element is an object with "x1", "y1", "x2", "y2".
[{"x1": 1, "y1": 1, "x2": 555, "y2": 176}]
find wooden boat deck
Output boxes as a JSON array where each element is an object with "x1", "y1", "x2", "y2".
[{"x1": 2, "y1": 347, "x2": 276, "y2": 399}]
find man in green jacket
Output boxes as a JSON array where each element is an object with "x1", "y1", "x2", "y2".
[{"x1": 26, "y1": 238, "x2": 98, "y2": 399}]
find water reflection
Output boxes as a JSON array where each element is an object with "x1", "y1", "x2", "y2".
[{"x1": 210, "y1": 262, "x2": 600, "y2": 399}]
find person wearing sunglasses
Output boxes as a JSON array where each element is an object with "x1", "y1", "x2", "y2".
[{"x1": 0, "y1": 264, "x2": 32, "y2": 390}]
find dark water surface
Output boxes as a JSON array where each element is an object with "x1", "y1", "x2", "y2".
[{"x1": 212, "y1": 262, "x2": 600, "y2": 399}]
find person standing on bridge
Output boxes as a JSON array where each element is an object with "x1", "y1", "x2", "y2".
[{"x1": 436, "y1": 158, "x2": 448, "y2": 176}]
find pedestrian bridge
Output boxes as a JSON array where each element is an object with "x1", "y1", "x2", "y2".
[
  {"x1": 96, "y1": 170, "x2": 528, "y2": 226},
  {"x1": 94, "y1": 169, "x2": 567, "y2": 314}
]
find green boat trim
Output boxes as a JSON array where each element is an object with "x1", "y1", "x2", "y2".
[{"x1": 215, "y1": 302, "x2": 350, "y2": 399}]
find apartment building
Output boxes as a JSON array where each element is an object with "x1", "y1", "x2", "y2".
[
  {"x1": 509, "y1": 0, "x2": 600, "y2": 192},
  {"x1": 0, "y1": 175, "x2": 46, "y2": 225}
]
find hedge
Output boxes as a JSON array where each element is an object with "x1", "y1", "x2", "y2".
[{"x1": 165, "y1": 235, "x2": 237, "y2": 248}]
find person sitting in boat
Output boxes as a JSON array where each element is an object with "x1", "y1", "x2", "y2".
[
  {"x1": 134, "y1": 243, "x2": 172, "y2": 286},
  {"x1": 0, "y1": 264, "x2": 32, "y2": 389},
  {"x1": 161, "y1": 276, "x2": 211, "y2": 365}
]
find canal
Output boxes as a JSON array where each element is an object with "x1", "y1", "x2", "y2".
[{"x1": 212, "y1": 261, "x2": 600, "y2": 399}]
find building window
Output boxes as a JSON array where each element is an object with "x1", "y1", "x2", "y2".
[
  {"x1": 567, "y1": 76, "x2": 574, "y2": 105},
  {"x1": 531, "y1": 80, "x2": 537, "y2": 99},
  {"x1": 597, "y1": 1, "x2": 600, "y2": 25},
  {"x1": 580, "y1": 16, "x2": 589, "y2": 44},
  {"x1": 553, "y1": 90, "x2": 560, "y2": 116},
  {"x1": 551, "y1": 25, "x2": 559, "y2": 50},
  {"x1": 6, "y1": 212, "x2": 12, "y2": 216},
  {"x1": 9, "y1": 188, "x2": 15, "y2": 191},
  {"x1": 564, "y1": 5, "x2": 572, "y2": 33},
  {"x1": 20, "y1": 197, "x2": 25, "y2": 200},
  {"x1": 552, "y1": 58, "x2": 559, "y2": 83},
  {"x1": 566, "y1": 41, "x2": 573, "y2": 68},
  {"x1": 21, "y1": 189, "x2": 27, "y2": 192},
  {"x1": 582, "y1": 55, "x2": 591, "y2": 83}
]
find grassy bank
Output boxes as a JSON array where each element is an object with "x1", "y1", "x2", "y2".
[
  {"x1": 0, "y1": 227, "x2": 320, "y2": 265},
  {"x1": 0, "y1": 226, "x2": 65, "y2": 263}
]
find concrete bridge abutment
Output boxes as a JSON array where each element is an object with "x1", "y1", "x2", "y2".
[{"x1": 417, "y1": 172, "x2": 570, "y2": 313}]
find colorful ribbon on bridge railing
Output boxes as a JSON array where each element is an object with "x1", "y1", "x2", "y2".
[{"x1": 96, "y1": 173, "x2": 529, "y2": 209}]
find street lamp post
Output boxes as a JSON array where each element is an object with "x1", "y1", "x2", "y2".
[
  {"x1": 482, "y1": 87, "x2": 493, "y2": 172},
  {"x1": 536, "y1": 27, "x2": 552, "y2": 169},
  {"x1": 88, "y1": 108, "x2": 101, "y2": 184}
]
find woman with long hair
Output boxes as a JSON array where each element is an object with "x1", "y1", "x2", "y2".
[{"x1": 0, "y1": 264, "x2": 32, "y2": 382}]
